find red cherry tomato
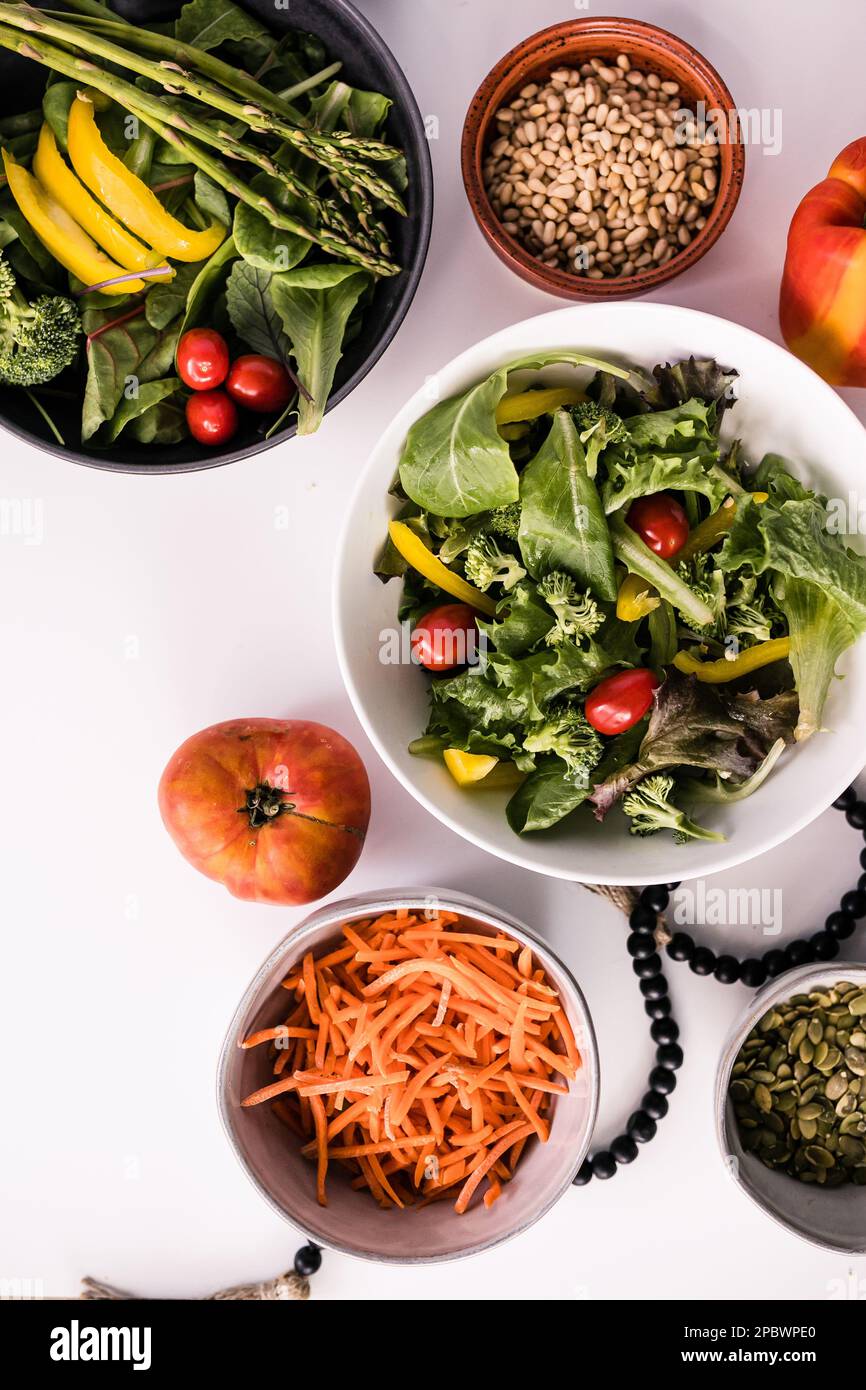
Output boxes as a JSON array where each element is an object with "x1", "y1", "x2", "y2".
[
  {"x1": 411, "y1": 604, "x2": 479, "y2": 672},
  {"x1": 627, "y1": 492, "x2": 690, "y2": 559},
  {"x1": 177, "y1": 328, "x2": 230, "y2": 391},
  {"x1": 226, "y1": 354, "x2": 294, "y2": 414},
  {"x1": 186, "y1": 390, "x2": 238, "y2": 447},
  {"x1": 585, "y1": 667, "x2": 660, "y2": 735}
]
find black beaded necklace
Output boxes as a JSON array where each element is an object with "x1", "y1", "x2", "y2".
[
  {"x1": 290, "y1": 787, "x2": 865, "y2": 1271},
  {"x1": 572, "y1": 785, "x2": 866, "y2": 1185}
]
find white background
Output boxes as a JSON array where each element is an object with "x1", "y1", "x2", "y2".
[{"x1": 3, "y1": 0, "x2": 866, "y2": 1301}]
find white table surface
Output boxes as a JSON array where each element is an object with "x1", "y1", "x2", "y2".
[{"x1": 3, "y1": 0, "x2": 866, "y2": 1302}]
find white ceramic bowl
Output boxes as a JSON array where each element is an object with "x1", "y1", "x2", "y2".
[
  {"x1": 715, "y1": 963, "x2": 866, "y2": 1253},
  {"x1": 334, "y1": 302, "x2": 866, "y2": 885},
  {"x1": 217, "y1": 888, "x2": 599, "y2": 1263}
]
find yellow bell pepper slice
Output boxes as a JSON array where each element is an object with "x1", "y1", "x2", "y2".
[
  {"x1": 495, "y1": 386, "x2": 584, "y2": 425},
  {"x1": 67, "y1": 96, "x2": 226, "y2": 262},
  {"x1": 673, "y1": 637, "x2": 791, "y2": 683},
  {"x1": 676, "y1": 492, "x2": 769, "y2": 565},
  {"x1": 443, "y1": 749, "x2": 499, "y2": 785},
  {"x1": 617, "y1": 571, "x2": 659, "y2": 621},
  {"x1": 2, "y1": 151, "x2": 145, "y2": 295},
  {"x1": 388, "y1": 520, "x2": 497, "y2": 616},
  {"x1": 34, "y1": 124, "x2": 172, "y2": 283}
]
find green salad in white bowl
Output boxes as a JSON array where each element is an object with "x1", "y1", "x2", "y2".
[{"x1": 334, "y1": 303, "x2": 866, "y2": 885}]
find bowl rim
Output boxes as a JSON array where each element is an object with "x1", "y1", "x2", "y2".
[
  {"x1": 333, "y1": 299, "x2": 866, "y2": 885},
  {"x1": 460, "y1": 15, "x2": 745, "y2": 300},
  {"x1": 0, "y1": 0, "x2": 433, "y2": 475},
  {"x1": 714, "y1": 962, "x2": 866, "y2": 1254},
  {"x1": 216, "y1": 886, "x2": 601, "y2": 1263}
]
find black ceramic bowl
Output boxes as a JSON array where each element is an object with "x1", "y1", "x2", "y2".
[{"x1": 0, "y1": 0, "x2": 432, "y2": 472}]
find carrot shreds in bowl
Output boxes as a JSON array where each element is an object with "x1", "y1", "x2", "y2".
[{"x1": 238, "y1": 910, "x2": 581, "y2": 1213}]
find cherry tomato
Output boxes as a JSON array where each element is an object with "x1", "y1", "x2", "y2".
[
  {"x1": 177, "y1": 328, "x2": 230, "y2": 391},
  {"x1": 585, "y1": 667, "x2": 660, "y2": 735},
  {"x1": 226, "y1": 354, "x2": 293, "y2": 414},
  {"x1": 411, "y1": 604, "x2": 479, "y2": 672},
  {"x1": 627, "y1": 492, "x2": 690, "y2": 559},
  {"x1": 186, "y1": 390, "x2": 238, "y2": 447}
]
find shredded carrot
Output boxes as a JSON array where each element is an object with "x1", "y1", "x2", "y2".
[{"x1": 238, "y1": 910, "x2": 579, "y2": 1214}]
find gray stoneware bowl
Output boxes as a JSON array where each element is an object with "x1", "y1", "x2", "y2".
[
  {"x1": 0, "y1": 0, "x2": 433, "y2": 472},
  {"x1": 217, "y1": 888, "x2": 600, "y2": 1263},
  {"x1": 715, "y1": 963, "x2": 866, "y2": 1253}
]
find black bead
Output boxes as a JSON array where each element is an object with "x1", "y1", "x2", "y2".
[
  {"x1": 649, "y1": 1064, "x2": 677, "y2": 1095},
  {"x1": 739, "y1": 958, "x2": 768, "y2": 989},
  {"x1": 644, "y1": 996, "x2": 672, "y2": 1019},
  {"x1": 627, "y1": 1109, "x2": 657, "y2": 1143},
  {"x1": 809, "y1": 931, "x2": 840, "y2": 961},
  {"x1": 846, "y1": 801, "x2": 866, "y2": 830},
  {"x1": 642, "y1": 1089, "x2": 669, "y2": 1120},
  {"x1": 656, "y1": 1042, "x2": 684, "y2": 1071},
  {"x1": 629, "y1": 904, "x2": 657, "y2": 933},
  {"x1": 572, "y1": 1158, "x2": 593, "y2": 1186},
  {"x1": 833, "y1": 785, "x2": 857, "y2": 811},
  {"x1": 294, "y1": 1244, "x2": 322, "y2": 1278},
  {"x1": 667, "y1": 931, "x2": 695, "y2": 962},
  {"x1": 591, "y1": 1150, "x2": 617, "y2": 1180},
  {"x1": 690, "y1": 945, "x2": 715, "y2": 975},
  {"x1": 627, "y1": 930, "x2": 657, "y2": 958},
  {"x1": 665, "y1": 882, "x2": 681, "y2": 891},
  {"x1": 650, "y1": 1017, "x2": 679, "y2": 1045},
  {"x1": 640, "y1": 973, "x2": 668, "y2": 1000},
  {"x1": 633, "y1": 952, "x2": 662, "y2": 978},
  {"x1": 859, "y1": 873, "x2": 866, "y2": 895},
  {"x1": 826, "y1": 910, "x2": 856, "y2": 940},
  {"x1": 860, "y1": 846, "x2": 866, "y2": 872},
  {"x1": 714, "y1": 955, "x2": 741, "y2": 985},
  {"x1": 841, "y1": 889, "x2": 866, "y2": 919},
  {"x1": 611, "y1": 1134, "x2": 639, "y2": 1164},
  {"x1": 640, "y1": 885, "x2": 669, "y2": 914},
  {"x1": 784, "y1": 938, "x2": 813, "y2": 968},
  {"x1": 762, "y1": 948, "x2": 786, "y2": 978}
]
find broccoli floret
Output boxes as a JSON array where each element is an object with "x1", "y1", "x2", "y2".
[
  {"x1": 725, "y1": 572, "x2": 776, "y2": 645},
  {"x1": 464, "y1": 532, "x2": 526, "y2": 592},
  {"x1": 537, "y1": 570, "x2": 603, "y2": 645},
  {"x1": 622, "y1": 774, "x2": 724, "y2": 843},
  {"x1": 570, "y1": 400, "x2": 630, "y2": 477},
  {"x1": 486, "y1": 502, "x2": 521, "y2": 541},
  {"x1": 677, "y1": 554, "x2": 725, "y2": 634},
  {"x1": 0, "y1": 252, "x2": 81, "y2": 387},
  {"x1": 522, "y1": 703, "x2": 603, "y2": 786}
]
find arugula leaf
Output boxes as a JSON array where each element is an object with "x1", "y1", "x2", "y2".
[
  {"x1": 518, "y1": 410, "x2": 617, "y2": 601},
  {"x1": 175, "y1": 0, "x2": 271, "y2": 62},
  {"x1": 193, "y1": 172, "x2": 231, "y2": 230},
  {"x1": 176, "y1": 234, "x2": 237, "y2": 347},
  {"x1": 589, "y1": 670, "x2": 798, "y2": 819},
  {"x1": 399, "y1": 351, "x2": 627, "y2": 518},
  {"x1": 506, "y1": 756, "x2": 591, "y2": 833},
  {"x1": 226, "y1": 260, "x2": 293, "y2": 362},
  {"x1": 96, "y1": 378, "x2": 182, "y2": 444},
  {"x1": 233, "y1": 173, "x2": 311, "y2": 273},
  {"x1": 269, "y1": 262, "x2": 370, "y2": 434},
  {"x1": 145, "y1": 261, "x2": 204, "y2": 331}
]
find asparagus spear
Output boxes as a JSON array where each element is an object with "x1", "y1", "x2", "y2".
[
  {"x1": 0, "y1": 25, "x2": 399, "y2": 275},
  {"x1": 26, "y1": 5, "x2": 402, "y2": 165}
]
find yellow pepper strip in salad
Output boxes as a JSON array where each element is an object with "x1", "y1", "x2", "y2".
[
  {"x1": 67, "y1": 95, "x2": 226, "y2": 262},
  {"x1": 673, "y1": 637, "x2": 791, "y2": 683},
  {"x1": 443, "y1": 750, "x2": 499, "y2": 785},
  {"x1": 34, "y1": 124, "x2": 172, "y2": 282},
  {"x1": 388, "y1": 521, "x2": 497, "y2": 616},
  {"x1": 676, "y1": 491, "x2": 769, "y2": 565},
  {"x1": 616, "y1": 571, "x2": 660, "y2": 621},
  {"x1": 495, "y1": 386, "x2": 584, "y2": 425},
  {"x1": 2, "y1": 150, "x2": 146, "y2": 294}
]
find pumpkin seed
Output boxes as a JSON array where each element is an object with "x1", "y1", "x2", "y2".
[{"x1": 729, "y1": 980, "x2": 866, "y2": 1189}]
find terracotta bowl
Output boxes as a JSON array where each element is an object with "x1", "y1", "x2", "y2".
[{"x1": 461, "y1": 16, "x2": 745, "y2": 300}]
